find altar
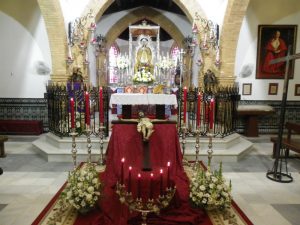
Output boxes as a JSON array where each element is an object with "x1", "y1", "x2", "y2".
[{"x1": 110, "y1": 93, "x2": 177, "y2": 119}]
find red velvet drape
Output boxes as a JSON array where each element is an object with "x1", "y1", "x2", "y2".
[{"x1": 74, "y1": 124, "x2": 212, "y2": 225}]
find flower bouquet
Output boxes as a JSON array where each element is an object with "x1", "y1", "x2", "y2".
[
  {"x1": 189, "y1": 162, "x2": 231, "y2": 211},
  {"x1": 133, "y1": 68, "x2": 155, "y2": 84},
  {"x1": 62, "y1": 163, "x2": 102, "y2": 213}
]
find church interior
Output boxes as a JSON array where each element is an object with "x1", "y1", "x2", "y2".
[{"x1": 0, "y1": 0, "x2": 300, "y2": 225}]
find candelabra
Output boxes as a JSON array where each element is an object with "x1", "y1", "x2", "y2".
[
  {"x1": 70, "y1": 128, "x2": 78, "y2": 170},
  {"x1": 193, "y1": 129, "x2": 200, "y2": 169},
  {"x1": 116, "y1": 183, "x2": 176, "y2": 225},
  {"x1": 86, "y1": 126, "x2": 92, "y2": 163},
  {"x1": 181, "y1": 125, "x2": 190, "y2": 166},
  {"x1": 207, "y1": 130, "x2": 214, "y2": 167},
  {"x1": 98, "y1": 123, "x2": 105, "y2": 165}
]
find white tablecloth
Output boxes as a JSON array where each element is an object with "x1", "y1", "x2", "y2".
[{"x1": 109, "y1": 93, "x2": 178, "y2": 108}]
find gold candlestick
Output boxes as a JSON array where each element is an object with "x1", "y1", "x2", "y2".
[
  {"x1": 193, "y1": 129, "x2": 200, "y2": 169},
  {"x1": 98, "y1": 123, "x2": 105, "y2": 165},
  {"x1": 70, "y1": 128, "x2": 78, "y2": 170},
  {"x1": 116, "y1": 182, "x2": 176, "y2": 225},
  {"x1": 207, "y1": 129, "x2": 214, "y2": 167},
  {"x1": 86, "y1": 125, "x2": 92, "y2": 164}
]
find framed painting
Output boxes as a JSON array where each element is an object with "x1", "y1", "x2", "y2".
[
  {"x1": 256, "y1": 25, "x2": 297, "y2": 79},
  {"x1": 268, "y1": 83, "x2": 278, "y2": 95},
  {"x1": 295, "y1": 84, "x2": 300, "y2": 96},
  {"x1": 242, "y1": 83, "x2": 252, "y2": 95}
]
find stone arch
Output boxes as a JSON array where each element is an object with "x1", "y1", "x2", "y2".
[
  {"x1": 220, "y1": 0, "x2": 250, "y2": 85},
  {"x1": 105, "y1": 7, "x2": 185, "y2": 49},
  {"x1": 37, "y1": 0, "x2": 67, "y2": 82}
]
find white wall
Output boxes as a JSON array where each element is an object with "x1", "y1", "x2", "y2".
[
  {"x1": 235, "y1": 0, "x2": 300, "y2": 101},
  {"x1": 0, "y1": 10, "x2": 51, "y2": 98}
]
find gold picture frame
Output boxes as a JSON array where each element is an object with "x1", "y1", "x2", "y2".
[
  {"x1": 242, "y1": 83, "x2": 252, "y2": 95},
  {"x1": 268, "y1": 83, "x2": 278, "y2": 95}
]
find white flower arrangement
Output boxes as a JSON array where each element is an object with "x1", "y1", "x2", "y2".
[
  {"x1": 133, "y1": 68, "x2": 155, "y2": 83},
  {"x1": 62, "y1": 163, "x2": 102, "y2": 212},
  {"x1": 116, "y1": 55, "x2": 129, "y2": 70},
  {"x1": 156, "y1": 56, "x2": 175, "y2": 70},
  {"x1": 190, "y1": 162, "x2": 232, "y2": 210}
]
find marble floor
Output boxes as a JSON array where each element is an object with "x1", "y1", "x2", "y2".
[{"x1": 0, "y1": 135, "x2": 300, "y2": 225}]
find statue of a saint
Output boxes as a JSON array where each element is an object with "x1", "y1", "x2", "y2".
[{"x1": 135, "y1": 37, "x2": 154, "y2": 74}]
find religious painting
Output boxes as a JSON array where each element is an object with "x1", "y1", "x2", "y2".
[
  {"x1": 256, "y1": 25, "x2": 297, "y2": 79},
  {"x1": 242, "y1": 83, "x2": 252, "y2": 95},
  {"x1": 268, "y1": 83, "x2": 278, "y2": 95},
  {"x1": 295, "y1": 84, "x2": 300, "y2": 96}
]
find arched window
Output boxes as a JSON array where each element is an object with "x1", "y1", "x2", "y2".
[
  {"x1": 108, "y1": 43, "x2": 120, "y2": 84},
  {"x1": 170, "y1": 42, "x2": 180, "y2": 63}
]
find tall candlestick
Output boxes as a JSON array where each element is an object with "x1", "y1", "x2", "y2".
[
  {"x1": 121, "y1": 158, "x2": 125, "y2": 185},
  {"x1": 209, "y1": 98, "x2": 215, "y2": 130},
  {"x1": 137, "y1": 173, "x2": 141, "y2": 199},
  {"x1": 160, "y1": 169, "x2": 163, "y2": 196},
  {"x1": 85, "y1": 92, "x2": 90, "y2": 126},
  {"x1": 150, "y1": 173, "x2": 154, "y2": 199},
  {"x1": 70, "y1": 98, "x2": 75, "y2": 129},
  {"x1": 167, "y1": 161, "x2": 170, "y2": 188},
  {"x1": 128, "y1": 166, "x2": 132, "y2": 193},
  {"x1": 183, "y1": 87, "x2": 187, "y2": 124},
  {"x1": 196, "y1": 92, "x2": 201, "y2": 128},
  {"x1": 99, "y1": 87, "x2": 104, "y2": 124}
]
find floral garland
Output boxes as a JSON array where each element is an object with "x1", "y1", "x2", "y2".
[
  {"x1": 133, "y1": 68, "x2": 155, "y2": 83},
  {"x1": 190, "y1": 162, "x2": 232, "y2": 210},
  {"x1": 61, "y1": 163, "x2": 102, "y2": 211}
]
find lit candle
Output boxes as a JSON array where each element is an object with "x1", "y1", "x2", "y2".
[
  {"x1": 167, "y1": 161, "x2": 170, "y2": 188},
  {"x1": 70, "y1": 98, "x2": 75, "y2": 129},
  {"x1": 121, "y1": 158, "x2": 125, "y2": 185},
  {"x1": 160, "y1": 169, "x2": 163, "y2": 196},
  {"x1": 209, "y1": 98, "x2": 215, "y2": 130},
  {"x1": 85, "y1": 92, "x2": 90, "y2": 126},
  {"x1": 196, "y1": 92, "x2": 201, "y2": 128},
  {"x1": 150, "y1": 173, "x2": 154, "y2": 199},
  {"x1": 128, "y1": 166, "x2": 132, "y2": 193},
  {"x1": 137, "y1": 173, "x2": 141, "y2": 199},
  {"x1": 183, "y1": 87, "x2": 187, "y2": 124},
  {"x1": 99, "y1": 87, "x2": 104, "y2": 124}
]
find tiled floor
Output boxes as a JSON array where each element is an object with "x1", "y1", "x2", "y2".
[{"x1": 0, "y1": 135, "x2": 300, "y2": 225}]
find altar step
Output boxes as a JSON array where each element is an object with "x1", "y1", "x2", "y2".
[{"x1": 32, "y1": 132, "x2": 253, "y2": 163}]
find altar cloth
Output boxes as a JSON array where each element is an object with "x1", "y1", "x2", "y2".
[{"x1": 109, "y1": 93, "x2": 178, "y2": 108}]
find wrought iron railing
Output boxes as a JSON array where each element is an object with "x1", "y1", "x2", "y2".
[
  {"x1": 46, "y1": 83, "x2": 109, "y2": 137},
  {"x1": 177, "y1": 86, "x2": 240, "y2": 137}
]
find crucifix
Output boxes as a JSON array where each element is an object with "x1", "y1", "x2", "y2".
[
  {"x1": 113, "y1": 117, "x2": 176, "y2": 171},
  {"x1": 266, "y1": 46, "x2": 300, "y2": 183}
]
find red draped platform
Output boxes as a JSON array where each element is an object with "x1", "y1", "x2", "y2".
[{"x1": 75, "y1": 123, "x2": 211, "y2": 225}]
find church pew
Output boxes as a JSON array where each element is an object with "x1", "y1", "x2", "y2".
[
  {"x1": 270, "y1": 122, "x2": 300, "y2": 157},
  {"x1": 0, "y1": 120, "x2": 43, "y2": 135}
]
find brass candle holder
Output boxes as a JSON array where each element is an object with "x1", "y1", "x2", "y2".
[
  {"x1": 193, "y1": 129, "x2": 200, "y2": 169},
  {"x1": 86, "y1": 125, "x2": 92, "y2": 163},
  {"x1": 98, "y1": 123, "x2": 105, "y2": 165},
  {"x1": 207, "y1": 129, "x2": 214, "y2": 167},
  {"x1": 70, "y1": 128, "x2": 78, "y2": 170},
  {"x1": 181, "y1": 125, "x2": 187, "y2": 156},
  {"x1": 116, "y1": 183, "x2": 176, "y2": 225}
]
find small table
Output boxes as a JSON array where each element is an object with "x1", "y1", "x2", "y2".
[
  {"x1": 0, "y1": 135, "x2": 8, "y2": 158},
  {"x1": 109, "y1": 93, "x2": 178, "y2": 119},
  {"x1": 237, "y1": 105, "x2": 275, "y2": 137}
]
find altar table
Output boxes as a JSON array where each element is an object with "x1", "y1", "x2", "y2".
[
  {"x1": 109, "y1": 93, "x2": 177, "y2": 119},
  {"x1": 237, "y1": 105, "x2": 275, "y2": 137}
]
